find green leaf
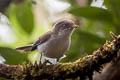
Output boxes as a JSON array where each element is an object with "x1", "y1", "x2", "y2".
[
  {"x1": 8, "y1": 1, "x2": 34, "y2": 34},
  {"x1": 69, "y1": 7, "x2": 113, "y2": 23},
  {"x1": 0, "y1": 47, "x2": 28, "y2": 64},
  {"x1": 87, "y1": 0, "x2": 93, "y2": 5},
  {"x1": 104, "y1": 0, "x2": 120, "y2": 28},
  {"x1": 104, "y1": 0, "x2": 120, "y2": 18},
  {"x1": 75, "y1": 30, "x2": 106, "y2": 44}
]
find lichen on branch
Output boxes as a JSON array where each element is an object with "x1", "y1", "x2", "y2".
[{"x1": 0, "y1": 32, "x2": 120, "y2": 80}]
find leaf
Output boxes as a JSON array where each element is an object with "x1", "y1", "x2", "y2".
[
  {"x1": 8, "y1": 1, "x2": 34, "y2": 34},
  {"x1": 87, "y1": 0, "x2": 93, "y2": 5},
  {"x1": 104, "y1": 0, "x2": 120, "y2": 26},
  {"x1": 69, "y1": 7, "x2": 113, "y2": 23},
  {"x1": 75, "y1": 30, "x2": 106, "y2": 44},
  {"x1": 0, "y1": 47, "x2": 28, "y2": 64}
]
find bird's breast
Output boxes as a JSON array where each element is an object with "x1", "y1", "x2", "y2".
[{"x1": 37, "y1": 35, "x2": 71, "y2": 59}]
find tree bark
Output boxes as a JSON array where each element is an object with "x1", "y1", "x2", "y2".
[{"x1": 93, "y1": 51, "x2": 120, "y2": 80}]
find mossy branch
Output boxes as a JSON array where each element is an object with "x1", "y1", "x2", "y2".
[{"x1": 0, "y1": 32, "x2": 120, "y2": 80}]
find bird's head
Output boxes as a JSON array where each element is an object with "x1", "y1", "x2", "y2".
[{"x1": 53, "y1": 19, "x2": 78, "y2": 36}]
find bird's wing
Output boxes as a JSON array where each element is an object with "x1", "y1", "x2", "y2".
[{"x1": 31, "y1": 31, "x2": 52, "y2": 51}]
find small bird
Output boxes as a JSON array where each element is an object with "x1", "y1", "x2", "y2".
[{"x1": 16, "y1": 19, "x2": 78, "y2": 63}]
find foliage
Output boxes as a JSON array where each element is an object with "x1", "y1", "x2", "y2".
[
  {"x1": 69, "y1": 7, "x2": 113, "y2": 23},
  {"x1": 0, "y1": 47, "x2": 28, "y2": 64}
]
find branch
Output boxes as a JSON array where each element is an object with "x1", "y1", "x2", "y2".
[
  {"x1": 0, "y1": 32, "x2": 120, "y2": 80},
  {"x1": 93, "y1": 50, "x2": 120, "y2": 80}
]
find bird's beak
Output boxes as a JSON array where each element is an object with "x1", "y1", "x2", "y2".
[{"x1": 72, "y1": 24, "x2": 79, "y2": 28}]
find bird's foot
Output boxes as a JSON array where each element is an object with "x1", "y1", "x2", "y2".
[{"x1": 43, "y1": 59, "x2": 53, "y2": 65}]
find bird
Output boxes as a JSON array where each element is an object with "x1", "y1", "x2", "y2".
[{"x1": 16, "y1": 19, "x2": 78, "y2": 63}]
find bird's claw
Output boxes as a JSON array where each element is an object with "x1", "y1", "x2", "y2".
[{"x1": 44, "y1": 59, "x2": 53, "y2": 65}]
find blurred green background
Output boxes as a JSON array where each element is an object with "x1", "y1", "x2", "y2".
[{"x1": 0, "y1": 0, "x2": 119, "y2": 65}]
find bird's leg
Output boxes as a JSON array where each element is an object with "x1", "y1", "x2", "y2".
[
  {"x1": 39, "y1": 53, "x2": 42, "y2": 64},
  {"x1": 39, "y1": 54, "x2": 52, "y2": 64},
  {"x1": 56, "y1": 58, "x2": 60, "y2": 63},
  {"x1": 44, "y1": 59, "x2": 52, "y2": 65}
]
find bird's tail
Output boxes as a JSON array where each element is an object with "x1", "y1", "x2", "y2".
[{"x1": 15, "y1": 45, "x2": 33, "y2": 52}]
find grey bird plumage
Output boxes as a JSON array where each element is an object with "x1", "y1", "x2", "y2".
[{"x1": 16, "y1": 19, "x2": 78, "y2": 62}]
